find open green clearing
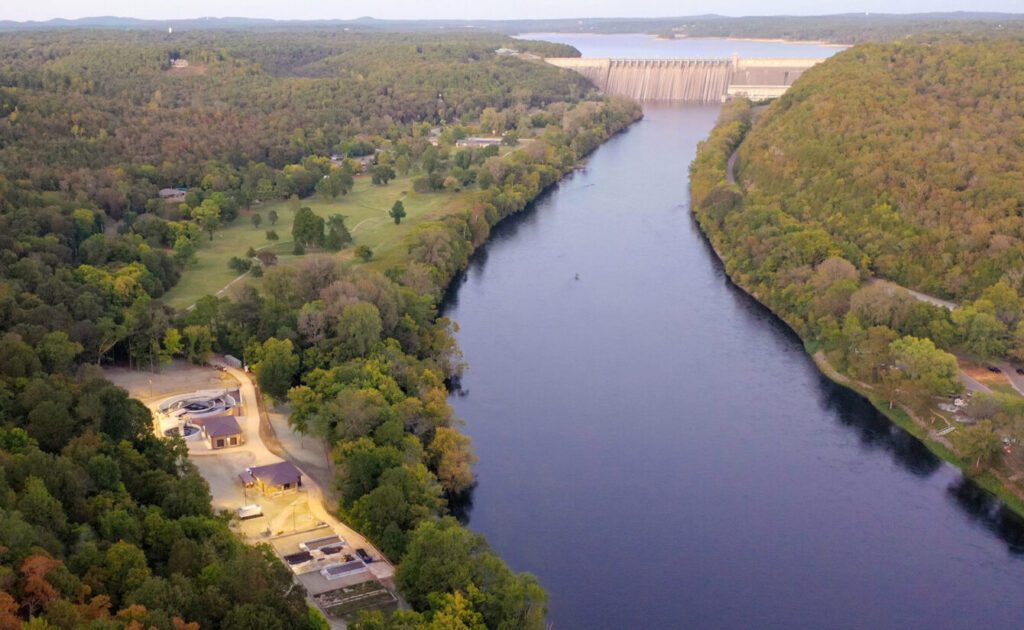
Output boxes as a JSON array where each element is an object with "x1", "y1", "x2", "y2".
[{"x1": 162, "y1": 174, "x2": 474, "y2": 308}]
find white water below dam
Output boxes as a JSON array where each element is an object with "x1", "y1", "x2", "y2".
[{"x1": 546, "y1": 57, "x2": 824, "y2": 103}]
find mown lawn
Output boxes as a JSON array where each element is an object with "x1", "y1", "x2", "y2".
[{"x1": 162, "y1": 174, "x2": 475, "y2": 309}]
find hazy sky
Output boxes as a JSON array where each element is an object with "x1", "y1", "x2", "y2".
[{"x1": 4, "y1": 1, "x2": 1023, "y2": 22}]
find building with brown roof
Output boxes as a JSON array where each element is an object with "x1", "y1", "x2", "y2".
[
  {"x1": 195, "y1": 415, "x2": 244, "y2": 450},
  {"x1": 240, "y1": 461, "x2": 303, "y2": 495}
]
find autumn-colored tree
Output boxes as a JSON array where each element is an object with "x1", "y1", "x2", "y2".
[
  {"x1": 429, "y1": 427, "x2": 478, "y2": 494},
  {"x1": 20, "y1": 555, "x2": 63, "y2": 617}
]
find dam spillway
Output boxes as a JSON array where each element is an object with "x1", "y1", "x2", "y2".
[{"x1": 546, "y1": 56, "x2": 824, "y2": 103}]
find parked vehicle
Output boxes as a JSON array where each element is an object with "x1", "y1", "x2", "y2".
[
  {"x1": 355, "y1": 548, "x2": 373, "y2": 563},
  {"x1": 1016, "y1": 367, "x2": 1024, "y2": 376},
  {"x1": 987, "y1": 365, "x2": 1001, "y2": 373},
  {"x1": 237, "y1": 504, "x2": 263, "y2": 520}
]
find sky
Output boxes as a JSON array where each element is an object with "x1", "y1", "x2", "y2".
[{"x1": 3, "y1": 1, "x2": 1023, "y2": 22}]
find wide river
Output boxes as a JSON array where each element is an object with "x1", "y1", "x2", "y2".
[{"x1": 445, "y1": 35, "x2": 1024, "y2": 628}]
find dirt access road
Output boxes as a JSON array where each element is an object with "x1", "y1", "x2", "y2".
[{"x1": 105, "y1": 359, "x2": 396, "y2": 580}]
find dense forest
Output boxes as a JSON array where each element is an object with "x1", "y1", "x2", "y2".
[
  {"x1": 691, "y1": 38, "x2": 1024, "y2": 504},
  {"x1": 666, "y1": 14, "x2": 1024, "y2": 44},
  {"x1": 0, "y1": 28, "x2": 641, "y2": 627}
]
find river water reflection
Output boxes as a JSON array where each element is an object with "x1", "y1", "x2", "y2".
[{"x1": 444, "y1": 36, "x2": 1024, "y2": 629}]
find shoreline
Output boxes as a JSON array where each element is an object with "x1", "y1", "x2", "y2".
[
  {"x1": 692, "y1": 141, "x2": 1024, "y2": 519},
  {"x1": 676, "y1": 34, "x2": 848, "y2": 48},
  {"x1": 519, "y1": 31, "x2": 847, "y2": 48},
  {"x1": 808, "y1": 351, "x2": 1024, "y2": 517}
]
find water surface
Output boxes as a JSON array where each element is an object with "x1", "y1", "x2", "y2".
[
  {"x1": 516, "y1": 32, "x2": 844, "y2": 58},
  {"x1": 445, "y1": 37, "x2": 1024, "y2": 629}
]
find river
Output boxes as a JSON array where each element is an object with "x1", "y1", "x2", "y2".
[{"x1": 444, "y1": 35, "x2": 1024, "y2": 629}]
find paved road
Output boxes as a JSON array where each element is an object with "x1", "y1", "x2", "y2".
[
  {"x1": 726, "y1": 148, "x2": 739, "y2": 185},
  {"x1": 866, "y1": 281, "x2": 1024, "y2": 397},
  {"x1": 868, "y1": 278, "x2": 958, "y2": 311}
]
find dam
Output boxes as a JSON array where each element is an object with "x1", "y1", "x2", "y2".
[{"x1": 546, "y1": 56, "x2": 824, "y2": 103}]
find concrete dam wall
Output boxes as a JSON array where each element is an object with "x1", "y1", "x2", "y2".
[{"x1": 546, "y1": 57, "x2": 824, "y2": 103}]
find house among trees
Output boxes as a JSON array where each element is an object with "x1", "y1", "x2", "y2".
[
  {"x1": 195, "y1": 415, "x2": 244, "y2": 450},
  {"x1": 456, "y1": 137, "x2": 502, "y2": 148},
  {"x1": 241, "y1": 461, "x2": 303, "y2": 495},
  {"x1": 159, "y1": 187, "x2": 188, "y2": 203},
  {"x1": 355, "y1": 154, "x2": 377, "y2": 171}
]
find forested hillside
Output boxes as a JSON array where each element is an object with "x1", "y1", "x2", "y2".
[
  {"x1": 668, "y1": 14, "x2": 1024, "y2": 44},
  {"x1": 691, "y1": 38, "x2": 1024, "y2": 510},
  {"x1": 739, "y1": 39, "x2": 1024, "y2": 302},
  {"x1": 0, "y1": 29, "x2": 641, "y2": 628}
]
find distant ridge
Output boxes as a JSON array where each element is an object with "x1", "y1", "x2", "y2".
[{"x1": 1, "y1": 12, "x2": 1023, "y2": 41}]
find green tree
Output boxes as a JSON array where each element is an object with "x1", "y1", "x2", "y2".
[
  {"x1": 182, "y1": 325, "x2": 213, "y2": 365},
  {"x1": 389, "y1": 200, "x2": 407, "y2": 225},
  {"x1": 348, "y1": 464, "x2": 443, "y2": 558},
  {"x1": 325, "y1": 214, "x2": 353, "y2": 251},
  {"x1": 191, "y1": 198, "x2": 222, "y2": 241},
  {"x1": 397, "y1": 518, "x2": 547, "y2": 629},
  {"x1": 953, "y1": 304, "x2": 1011, "y2": 361},
  {"x1": 266, "y1": 229, "x2": 279, "y2": 241},
  {"x1": 228, "y1": 256, "x2": 252, "y2": 273},
  {"x1": 356, "y1": 245, "x2": 373, "y2": 261},
  {"x1": 338, "y1": 302, "x2": 383, "y2": 358},
  {"x1": 161, "y1": 327, "x2": 182, "y2": 365},
  {"x1": 36, "y1": 331, "x2": 82, "y2": 374},
  {"x1": 888, "y1": 336, "x2": 962, "y2": 409},
  {"x1": 979, "y1": 281, "x2": 1022, "y2": 327},
  {"x1": 253, "y1": 337, "x2": 300, "y2": 401},
  {"x1": 958, "y1": 419, "x2": 1003, "y2": 472},
  {"x1": 268, "y1": 209, "x2": 279, "y2": 225},
  {"x1": 26, "y1": 401, "x2": 75, "y2": 452},
  {"x1": 173, "y1": 234, "x2": 198, "y2": 264},
  {"x1": 103, "y1": 542, "x2": 152, "y2": 606},
  {"x1": 1011, "y1": 320, "x2": 1024, "y2": 362},
  {"x1": 292, "y1": 207, "x2": 325, "y2": 248},
  {"x1": 425, "y1": 591, "x2": 487, "y2": 630},
  {"x1": 18, "y1": 477, "x2": 67, "y2": 536},
  {"x1": 316, "y1": 169, "x2": 354, "y2": 198},
  {"x1": 335, "y1": 439, "x2": 404, "y2": 505},
  {"x1": 251, "y1": 213, "x2": 263, "y2": 228},
  {"x1": 371, "y1": 165, "x2": 396, "y2": 185}
]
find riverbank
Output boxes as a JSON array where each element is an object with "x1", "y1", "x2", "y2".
[
  {"x1": 690, "y1": 104, "x2": 1024, "y2": 519},
  {"x1": 674, "y1": 34, "x2": 847, "y2": 47},
  {"x1": 808, "y1": 351, "x2": 1024, "y2": 517}
]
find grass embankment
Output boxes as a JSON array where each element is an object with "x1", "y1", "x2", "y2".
[
  {"x1": 692, "y1": 100, "x2": 1024, "y2": 518},
  {"x1": 162, "y1": 175, "x2": 472, "y2": 309}
]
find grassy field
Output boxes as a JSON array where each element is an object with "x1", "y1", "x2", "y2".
[{"x1": 162, "y1": 174, "x2": 474, "y2": 309}]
